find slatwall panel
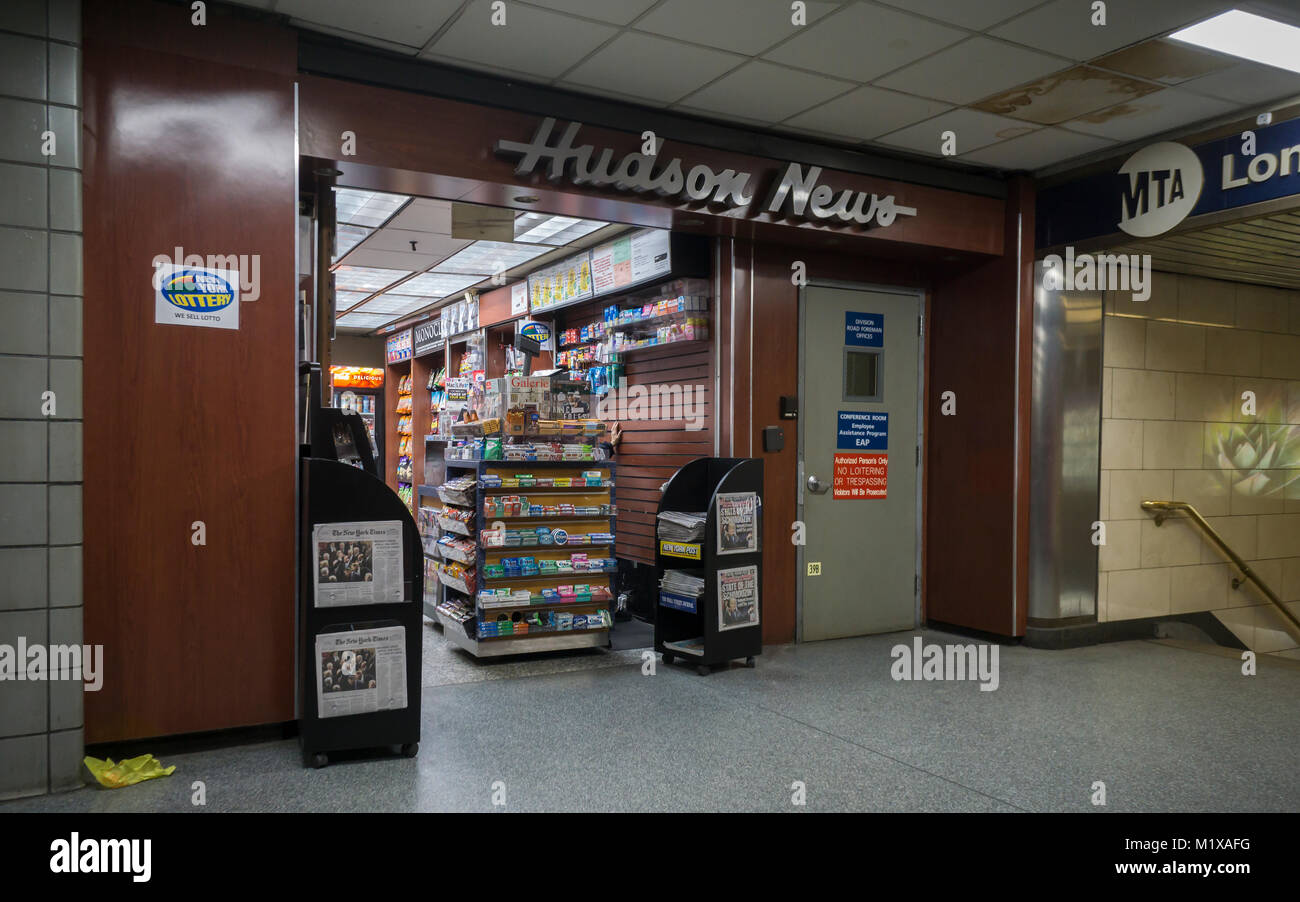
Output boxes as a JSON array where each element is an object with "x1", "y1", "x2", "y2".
[{"x1": 557, "y1": 295, "x2": 715, "y2": 565}]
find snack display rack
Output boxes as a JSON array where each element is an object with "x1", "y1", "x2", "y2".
[
  {"x1": 394, "y1": 373, "x2": 414, "y2": 509},
  {"x1": 427, "y1": 458, "x2": 617, "y2": 657}
]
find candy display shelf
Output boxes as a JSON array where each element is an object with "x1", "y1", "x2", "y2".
[{"x1": 431, "y1": 459, "x2": 617, "y2": 657}]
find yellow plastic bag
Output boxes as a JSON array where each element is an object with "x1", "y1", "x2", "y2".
[{"x1": 83, "y1": 754, "x2": 175, "y2": 789}]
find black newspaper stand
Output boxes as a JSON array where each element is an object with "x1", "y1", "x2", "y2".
[
  {"x1": 654, "y1": 457, "x2": 763, "y2": 674},
  {"x1": 298, "y1": 364, "x2": 422, "y2": 768}
]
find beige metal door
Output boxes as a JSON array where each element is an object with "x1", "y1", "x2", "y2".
[{"x1": 799, "y1": 283, "x2": 922, "y2": 640}]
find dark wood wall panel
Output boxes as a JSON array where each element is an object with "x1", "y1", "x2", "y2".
[{"x1": 82, "y1": 0, "x2": 299, "y2": 741}]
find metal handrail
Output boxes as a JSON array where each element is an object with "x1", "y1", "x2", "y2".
[{"x1": 1141, "y1": 500, "x2": 1300, "y2": 641}]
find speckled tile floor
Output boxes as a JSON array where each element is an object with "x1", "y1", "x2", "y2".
[{"x1": 4, "y1": 630, "x2": 1298, "y2": 812}]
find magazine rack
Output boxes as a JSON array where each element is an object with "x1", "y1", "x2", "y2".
[{"x1": 654, "y1": 457, "x2": 763, "y2": 675}]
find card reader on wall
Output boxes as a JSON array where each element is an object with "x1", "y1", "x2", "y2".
[
  {"x1": 763, "y1": 426, "x2": 784, "y2": 452},
  {"x1": 780, "y1": 396, "x2": 798, "y2": 419}
]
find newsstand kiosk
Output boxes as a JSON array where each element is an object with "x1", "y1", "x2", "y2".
[{"x1": 298, "y1": 362, "x2": 423, "y2": 768}]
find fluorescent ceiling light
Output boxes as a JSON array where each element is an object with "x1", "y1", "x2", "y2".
[
  {"x1": 333, "y1": 223, "x2": 372, "y2": 261},
  {"x1": 433, "y1": 240, "x2": 551, "y2": 275},
  {"x1": 514, "y1": 213, "x2": 608, "y2": 245},
  {"x1": 1170, "y1": 10, "x2": 1300, "y2": 74},
  {"x1": 356, "y1": 294, "x2": 430, "y2": 315},
  {"x1": 333, "y1": 266, "x2": 410, "y2": 292},
  {"x1": 398, "y1": 272, "x2": 481, "y2": 297},
  {"x1": 334, "y1": 188, "x2": 410, "y2": 228},
  {"x1": 336, "y1": 312, "x2": 393, "y2": 329}
]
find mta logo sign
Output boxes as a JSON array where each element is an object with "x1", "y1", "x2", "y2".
[{"x1": 1117, "y1": 142, "x2": 1203, "y2": 238}]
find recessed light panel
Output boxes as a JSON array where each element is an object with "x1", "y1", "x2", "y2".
[
  {"x1": 1170, "y1": 11, "x2": 1300, "y2": 75},
  {"x1": 336, "y1": 312, "x2": 393, "y2": 329},
  {"x1": 432, "y1": 241, "x2": 551, "y2": 275},
  {"x1": 333, "y1": 266, "x2": 410, "y2": 292},
  {"x1": 398, "y1": 272, "x2": 481, "y2": 297},
  {"x1": 334, "y1": 188, "x2": 411, "y2": 228},
  {"x1": 333, "y1": 223, "x2": 372, "y2": 261},
  {"x1": 514, "y1": 213, "x2": 609, "y2": 245}
]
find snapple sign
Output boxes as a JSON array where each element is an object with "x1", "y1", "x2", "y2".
[{"x1": 495, "y1": 118, "x2": 918, "y2": 229}]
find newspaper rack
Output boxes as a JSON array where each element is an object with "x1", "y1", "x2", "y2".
[
  {"x1": 654, "y1": 457, "x2": 763, "y2": 675},
  {"x1": 298, "y1": 456, "x2": 423, "y2": 768}
]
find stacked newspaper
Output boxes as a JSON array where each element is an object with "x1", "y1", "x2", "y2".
[
  {"x1": 657, "y1": 510, "x2": 707, "y2": 542},
  {"x1": 660, "y1": 569, "x2": 705, "y2": 599}
]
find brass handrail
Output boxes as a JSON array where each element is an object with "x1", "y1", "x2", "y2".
[{"x1": 1141, "y1": 500, "x2": 1300, "y2": 641}]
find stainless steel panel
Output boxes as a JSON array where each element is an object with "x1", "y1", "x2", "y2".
[{"x1": 1028, "y1": 263, "x2": 1103, "y2": 621}]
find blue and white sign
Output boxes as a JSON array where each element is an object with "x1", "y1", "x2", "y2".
[
  {"x1": 837, "y1": 411, "x2": 888, "y2": 450},
  {"x1": 845, "y1": 311, "x2": 883, "y2": 347},
  {"x1": 1039, "y1": 115, "x2": 1300, "y2": 246}
]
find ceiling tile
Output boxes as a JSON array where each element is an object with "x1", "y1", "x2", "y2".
[
  {"x1": 1180, "y1": 61, "x2": 1300, "y2": 104},
  {"x1": 1063, "y1": 87, "x2": 1239, "y2": 141},
  {"x1": 764, "y1": 3, "x2": 967, "y2": 83},
  {"x1": 874, "y1": 36, "x2": 1070, "y2": 105},
  {"x1": 873, "y1": 0, "x2": 1045, "y2": 30},
  {"x1": 634, "y1": 0, "x2": 841, "y2": 56},
  {"x1": 989, "y1": 0, "x2": 1228, "y2": 62},
  {"x1": 277, "y1": 0, "x2": 463, "y2": 48},
  {"x1": 433, "y1": 241, "x2": 551, "y2": 275},
  {"x1": 562, "y1": 32, "x2": 745, "y2": 103},
  {"x1": 385, "y1": 199, "x2": 455, "y2": 234},
  {"x1": 427, "y1": 0, "x2": 618, "y2": 79},
  {"x1": 522, "y1": 0, "x2": 660, "y2": 25},
  {"x1": 971, "y1": 65, "x2": 1164, "y2": 125},
  {"x1": 1091, "y1": 38, "x2": 1236, "y2": 85},
  {"x1": 675, "y1": 60, "x2": 855, "y2": 123},
  {"x1": 783, "y1": 85, "x2": 952, "y2": 142},
  {"x1": 400, "y1": 272, "x2": 483, "y2": 295},
  {"x1": 957, "y1": 126, "x2": 1116, "y2": 170},
  {"x1": 332, "y1": 266, "x2": 411, "y2": 292},
  {"x1": 340, "y1": 247, "x2": 454, "y2": 270},
  {"x1": 356, "y1": 229, "x2": 472, "y2": 261},
  {"x1": 875, "y1": 107, "x2": 1041, "y2": 157}
]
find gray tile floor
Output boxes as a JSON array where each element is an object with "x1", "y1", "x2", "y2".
[{"x1": 4, "y1": 629, "x2": 1298, "y2": 812}]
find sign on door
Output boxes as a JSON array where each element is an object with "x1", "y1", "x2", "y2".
[{"x1": 833, "y1": 453, "x2": 887, "y2": 499}]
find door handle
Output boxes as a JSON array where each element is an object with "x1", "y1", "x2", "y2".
[{"x1": 807, "y1": 474, "x2": 829, "y2": 495}]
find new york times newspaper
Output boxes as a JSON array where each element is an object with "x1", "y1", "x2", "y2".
[
  {"x1": 315, "y1": 626, "x2": 407, "y2": 718},
  {"x1": 312, "y1": 520, "x2": 404, "y2": 607}
]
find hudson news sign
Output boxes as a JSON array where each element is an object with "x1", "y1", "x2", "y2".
[{"x1": 1038, "y1": 116, "x2": 1300, "y2": 246}]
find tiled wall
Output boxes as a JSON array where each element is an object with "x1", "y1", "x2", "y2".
[
  {"x1": 1099, "y1": 272, "x2": 1300, "y2": 656},
  {"x1": 0, "y1": 0, "x2": 83, "y2": 799}
]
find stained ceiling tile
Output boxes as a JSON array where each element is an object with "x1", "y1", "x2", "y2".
[
  {"x1": 873, "y1": 0, "x2": 1045, "y2": 30},
  {"x1": 427, "y1": 0, "x2": 617, "y2": 79},
  {"x1": 957, "y1": 127, "x2": 1116, "y2": 171},
  {"x1": 277, "y1": 0, "x2": 463, "y2": 48},
  {"x1": 562, "y1": 32, "x2": 744, "y2": 103},
  {"x1": 989, "y1": 0, "x2": 1228, "y2": 62},
  {"x1": 1091, "y1": 38, "x2": 1236, "y2": 84},
  {"x1": 676, "y1": 61, "x2": 855, "y2": 123},
  {"x1": 765, "y1": 3, "x2": 967, "y2": 82},
  {"x1": 875, "y1": 107, "x2": 1040, "y2": 157},
  {"x1": 971, "y1": 66, "x2": 1164, "y2": 125},
  {"x1": 634, "y1": 0, "x2": 841, "y2": 56},
  {"x1": 783, "y1": 85, "x2": 952, "y2": 142},
  {"x1": 1065, "y1": 87, "x2": 1238, "y2": 142},
  {"x1": 874, "y1": 36, "x2": 1071, "y2": 105}
]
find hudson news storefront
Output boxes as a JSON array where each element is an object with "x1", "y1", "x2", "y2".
[
  {"x1": 83, "y1": 1, "x2": 1035, "y2": 743},
  {"x1": 1031, "y1": 111, "x2": 1300, "y2": 655}
]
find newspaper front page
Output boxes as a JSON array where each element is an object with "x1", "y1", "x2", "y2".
[
  {"x1": 315, "y1": 625, "x2": 408, "y2": 719},
  {"x1": 312, "y1": 520, "x2": 404, "y2": 607},
  {"x1": 717, "y1": 565, "x2": 760, "y2": 632}
]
